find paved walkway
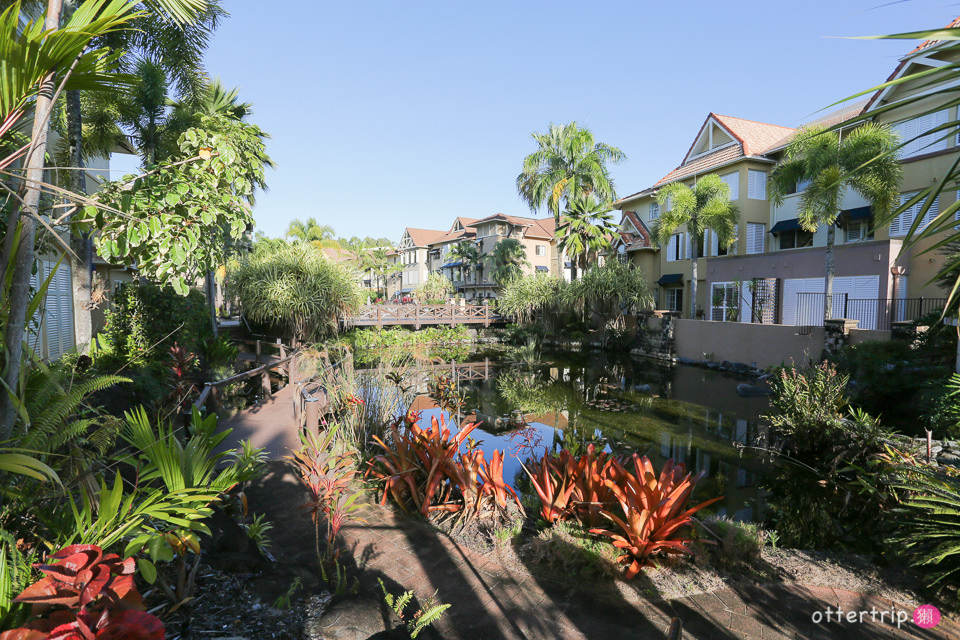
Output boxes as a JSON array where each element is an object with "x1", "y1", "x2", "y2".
[
  {"x1": 240, "y1": 460, "x2": 959, "y2": 640},
  {"x1": 218, "y1": 385, "x2": 300, "y2": 459}
]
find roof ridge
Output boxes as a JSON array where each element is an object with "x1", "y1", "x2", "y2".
[{"x1": 712, "y1": 113, "x2": 794, "y2": 130}]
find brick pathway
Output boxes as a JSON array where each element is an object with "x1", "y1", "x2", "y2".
[{"x1": 218, "y1": 385, "x2": 299, "y2": 459}]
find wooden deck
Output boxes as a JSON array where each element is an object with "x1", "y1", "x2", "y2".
[
  {"x1": 217, "y1": 384, "x2": 300, "y2": 460},
  {"x1": 348, "y1": 304, "x2": 501, "y2": 328}
]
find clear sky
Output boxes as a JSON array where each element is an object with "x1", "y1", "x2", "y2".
[{"x1": 173, "y1": 0, "x2": 960, "y2": 242}]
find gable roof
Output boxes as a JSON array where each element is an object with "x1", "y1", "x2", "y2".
[
  {"x1": 617, "y1": 210, "x2": 653, "y2": 252},
  {"x1": 864, "y1": 16, "x2": 960, "y2": 113},
  {"x1": 403, "y1": 227, "x2": 446, "y2": 247},
  {"x1": 467, "y1": 213, "x2": 557, "y2": 239}
]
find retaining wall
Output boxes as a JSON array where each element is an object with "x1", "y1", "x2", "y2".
[{"x1": 674, "y1": 319, "x2": 825, "y2": 369}]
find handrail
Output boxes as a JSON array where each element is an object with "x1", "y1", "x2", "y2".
[{"x1": 193, "y1": 351, "x2": 298, "y2": 412}]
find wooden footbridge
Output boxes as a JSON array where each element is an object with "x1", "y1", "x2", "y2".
[{"x1": 348, "y1": 304, "x2": 502, "y2": 328}]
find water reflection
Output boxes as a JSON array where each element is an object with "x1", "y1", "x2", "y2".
[{"x1": 362, "y1": 348, "x2": 775, "y2": 523}]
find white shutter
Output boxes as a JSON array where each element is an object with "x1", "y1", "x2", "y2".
[
  {"x1": 740, "y1": 280, "x2": 753, "y2": 323},
  {"x1": 782, "y1": 277, "x2": 825, "y2": 326},
  {"x1": 893, "y1": 118, "x2": 920, "y2": 157},
  {"x1": 747, "y1": 170, "x2": 766, "y2": 200},
  {"x1": 920, "y1": 195, "x2": 940, "y2": 230},
  {"x1": 708, "y1": 229, "x2": 719, "y2": 256},
  {"x1": 44, "y1": 261, "x2": 74, "y2": 361},
  {"x1": 666, "y1": 235, "x2": 677, "y2": 262},
  {"x1": 917, "y1": 109, "x2": 950, "y2": 155},
  {"x1": 746, "y1": 223, "x2": 765, "y2": 254},
  {"x1": 890, "y1": 193, "x2": 916, "y2": 237},
  {"x1": 720, "y1": 171, "x2": 739, "y2": 200},
  {"x1": 26, "y1": 269, "x2": 41, "y2": 355}
]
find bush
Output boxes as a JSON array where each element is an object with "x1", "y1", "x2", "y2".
[
  {"x1": 695, "y1": 517, "x2": 768, "y2": 571},
  {"x1": 766, "y1": 361, "x2": 849, "y2": 453},
  {"x1": 103, "y1": 281, "x2": 210, "y2": 365}
]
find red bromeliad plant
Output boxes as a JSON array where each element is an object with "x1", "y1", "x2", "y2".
[
  {"x1": 0, "y1": 545, "x2": 163, "y2": 640},
  {"x1": 367, "y1": 414, "x2": 522, "y2": 521},
  {"x1": 521, "y1": 449, "x2": 580, "y2": 524},
  {"x1": 589, "y1": 456, "x2": 723, "y2": 578}
]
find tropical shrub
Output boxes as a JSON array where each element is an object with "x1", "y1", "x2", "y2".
[
  {"x1": 565, "y1": 260, "x2": 653, "y2": 327},
  {"x1": 0, "y1": 544, "x2": 164, "y2": 640},
  {"x1": 229, "y1": 242, "x2": 362, "y2": 344},
  {"x1": 497, "y1": 273, "x2": 565, "y2": 326},
  {"x1": 922, "y1": 373, "x2": 960, "y2": 439},
  {"x1": 589, "y1": 456, "x2": 721, "y2": 578},
  {"x1": 379, "y1": 578, "x2": 450, "y2": 639},
  {"x1": 102, "y1": 281, "x2": 210, "y2": 365},
  {"x1": 412, "y1": 273, "x2": 453, "y2": 303},
  {"x1": 521, "y1": 444, "x2": 624, "y2": 526},
  {"x1": 367, "y1": 414, "x2": 522, "y2": 524},
  {"x1": 765, "y1": 361, "x2": 849, "y2": 452}
]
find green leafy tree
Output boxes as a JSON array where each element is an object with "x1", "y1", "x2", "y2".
[
  {"x1": 91, "y1": 113, "x2": 271, "y2": 296},
  {"x1": 491, "y1": 238, "x2": 529, "y2": 286},
  {"x1": 769, "y1": 124, "x2": 901, "y2": 324},
  {"x1": 557, "y1": 194, "x2": 618, "y2": 274},
  {"x1": 654, "y1": 174, "x2": 739, "y2": 319},
  {"x1": 412, "y1": 273, "x2": 453, "y2": 303},
  {"x1": 448, "y1": 241, "x2": 481, "y2": 290},
  {"x1": 517, "y1": 122, "x2": 626, "y2": 224},
  {"x1": 364, "y1": 247, "x2": 401, "y2": 299}
]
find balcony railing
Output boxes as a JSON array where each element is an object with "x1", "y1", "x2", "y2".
[{"x1": 796, "y1": 293, "x2": 945, "y2": 334}]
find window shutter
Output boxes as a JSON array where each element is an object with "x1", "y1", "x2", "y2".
[
  {"x1": 746, "y1": 223, "x2": 765, "y2": 254},
  {"x1": 893, "y1": 118, "x2": 920, "y2": 157},
  {"x1": 845, "y1": 223, "x2": 862, "y2": 243},
  {"x1": 679, "y1": 233, "x2": 687, "y2": 260},
  {"x1": 917, "y1": 109, "x2": 949, "y2": 154},
  {"x1": 666, "y1": 235, "x2": 676, "y2": 261},
  {"x1": 920, "y1": 195, "x2": 940, "y2": 230},
  {"x1": 747, "y1": 170, "x2": 766, "y2": 200},
  {"x1": 708, "y1": 229, "x2": 719, "y2": 256},
  {"x1": 890, "y1": 193, "x2": 915, "y2": 237},
  {"x1": 720, "y1": 172, "x2": 739, "y2": 200}
]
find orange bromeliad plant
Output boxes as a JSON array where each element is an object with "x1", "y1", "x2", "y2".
[{"x1": 589, "y1": 455, "x2": 723, "y2": 578}]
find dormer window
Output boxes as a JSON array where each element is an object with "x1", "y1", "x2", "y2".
[{"x1": 688, "y1": 120, "x2": 736, "y2": 160}]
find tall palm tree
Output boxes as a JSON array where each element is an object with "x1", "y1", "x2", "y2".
[
  {"x1": 770, "y1": 123, "x2": 902, "y2": 324},
  {"x1": 654, "y1": 173, "x2": 739, "y2": 320},
  {"x1": 285, "y1": 218, "x2": 340, "y2": 248},
  {"x1": 491, "y1": 239, "x2": 529, "y2": 286},
  {"x1": 517, "y1": 122, "x2": 626, "y2": 225},
  {"x1": 557, "y1": 195, "x2": 618, "y2": 275},
  {"x1": 364, "y1": 247, "x2": 399, "y2": 299}
]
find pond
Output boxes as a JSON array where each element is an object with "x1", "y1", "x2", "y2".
[{"x1": 359, "y1": 346, "x2": 775, "y2": 523}]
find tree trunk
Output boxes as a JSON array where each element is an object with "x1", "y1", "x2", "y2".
[
  {"x1": 67, "y1": 89, "x2": 94, "y2": 353},
  {"x1": 0, "y1": 0, "x2": 64, "y2": 440},
  {"x1": 206, "y1": 270, "x2": 218, "y2": 337},
  {"x1": 689, "y1": 229, "x2": 698, "y2": 320},
  {"x1": 823, "y1": 223, "x2": 836, "y2": 326}
]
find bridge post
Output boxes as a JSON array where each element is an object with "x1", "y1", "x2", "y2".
[
  {"x1": 294, "y1": 384, "x2": 302, "y2": 424},
  {"x1": 485, "y1": 357, "x2": 489, "y2": 379},
  {"x1": 416, "y1": 304, "x2": 421, "y2": 330},
  {"x1": 261, "y1": 369, "x2": 271, "y2": 398},
  {"x1": 278, "y1": 338, "x2": 285, "y2": 360},
  {"x1": 255, "y1": 339, "x2": 261, "y2": 364},
  {"x1": 484, "y1": 304, "x2": 490, "y2": 327},
  {"x1": 305, "y1": 396, "x2": 320, "y2": 435},
  {"x1": 377, "y1": 305, "x2": 382, "y2": 329}
]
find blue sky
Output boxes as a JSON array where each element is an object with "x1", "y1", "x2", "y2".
[{"x1": 155, "y1": 1, "x2": 960, "y2": 241}]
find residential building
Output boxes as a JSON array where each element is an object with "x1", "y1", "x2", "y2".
[
  {"x1": 462, "y1": 213, "x2": 559, "y2": 299},
  {"x1": 396, "y1": 227, "x2": 446, "y2": 297},
  {"x1": 426, "y1": 217, "x2": 478, "y2": 293},
  {"x1": 615, "y1": 28, "x2": 960, "y2": 332}
]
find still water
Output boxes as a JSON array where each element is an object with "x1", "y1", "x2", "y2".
[{"x1": 363, "y1": 347, "x2": 774, "y2": 522}]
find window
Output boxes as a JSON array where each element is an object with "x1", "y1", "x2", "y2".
[
  {"x1": 720, "y1": 172, "x2": 739, "y2": 200},
  {"x1": 666, "y1": 233, "x2": 686, "y2": 261},
  {"x1": 711, "y1": 282, "x2": 739, "y2": 322},
  {"x1": 844, "y1": 220, "x2": 873, "y2": 243},
  {"x1": 746, "y1": 223, "x2": 765, "y2": 254},
  {"x1": 893, "y1": 109, "x2": 949, "y2": 159},
  {"x1": 779, "y1": 228, "x2": 813, "y2": 250},
  {"x1": 707, "y1": 229, "x2": 731, "y2": 256},
  {"x1": 890, "y1": 192, "x2": 939, "y2": 236},
  {"x1": 747, "y1": 170, "x2": 766, "y2": 200},
  {"x1": 664, "y1": 288, "x2": 683, "y2": 313},
  {"x1": 535, "y1": 244, "x2": 546, "y2": 256},
  {"x1": 784, "y1": 178, "x2": 812, "y2": 196},
  {"x1": 649, "y1": 201, "x2": 660, "y2": 220}
]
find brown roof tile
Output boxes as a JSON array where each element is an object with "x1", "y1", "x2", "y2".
[
  {"x1": 655, "y1": 145, "x2": 744, "y2": 186},
  {"x1": 467, "y1": 213, "x2": 556, "y2": 239},
  {"x1": 405, "y1": 227, "x2": 446, "y2": 247},
  {"x1": 712, "y1": 114, "x2": 795, "y2": 156}
]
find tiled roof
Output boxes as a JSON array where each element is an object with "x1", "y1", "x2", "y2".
[
  {"x1": 619, "y1": 210, "x2": 653, "y2": 251},
  {"x1": 428, "y1": 227, "x2": 476, "y2": 247},
  {"x1": 405, "y1": 227, "x2": 446, "y2": 247},
  {"x1": 467, "y1": 213, "x2": 556, "y2": 239},
  {"x1": 763, "y1": 100, "x2": 870, "y2": 152},
  {"x1": 864, "y1": 16, "x2": 960, "y2": 112},
  {"x1": 654, "y1": 145, "x2": 744, "y2": 186},
  {"x1": 712, "y1": 114, "x2": 795, "y2": 156},
  {"x1": 322, "y1": 247, "x2": 355, "y2": 264}
]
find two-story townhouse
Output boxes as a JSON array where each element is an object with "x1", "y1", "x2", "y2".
[
  {"x1": 396, "y1": 227, "x2": 445, "y2": 297},
  {"x1": 465, "y1": 214, "x2": 559, "y2": 298},
  {"x1": 614, "y1": 114, "x2": 795, "y2": 317},
  {"x1": 425, "y1": 217, "x2": 478, "y2": 294}
]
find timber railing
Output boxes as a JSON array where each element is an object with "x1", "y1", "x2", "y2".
[
  {"x1": 293, "y1": 348, "x2": 353, "y2": 433},
  {"x1": 349, "y1": 303, "x2": 501, "y2": 328},
  {"x1": 193, "y1": 336, "x2": 297, "y2": 413}
]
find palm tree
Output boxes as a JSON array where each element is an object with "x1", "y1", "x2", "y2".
[
  {"x1": 517, "y1": 122, "x2": 626, "y2": 225},
  {"x1": 557, "y1": 195, "x2": 618, "y2": 275},
  {"x1": 448, "y1": 241, "x2": 481, "y2": 291},
  {"x1": 491, "y1": 239, "x2": 529, "y2": 286},
  {"x1": 364, "y1": 247, "x2": 400, "y2": 299},
  {"x1": 654, "y1": 174, "x2": 739, "y2": 320},
  {"x1": 770, "y1": 123, "x2": 902, "y2": 324},
  {"x1": 285, "y1": 218, "x2": 340, "y2": 248}
]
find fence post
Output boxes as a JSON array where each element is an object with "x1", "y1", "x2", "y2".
[
  {"x1": 294, "y1": 384, "x2": 302, "y2": 424},
  {"x1": 261, "y1": 368, "x2": 271, "y2": 398},
  {"x1": 416, "y1": 304, "x2": 421, "y2": 330},
  {"x1": 289, "y1": 353, "x2": 298, "y2": 384},
  {"x1": 278, "y1": 337, "x2": 285, "y2": 360},
  {"x1": 255, "y1": 339, "x2": 261, "y2": 364},
  {"x1": 305, "y1": 396, "x2": 320, "y2": 436},
  {"x1": 209, "y1": 383, "x2": 219, "y2": 412}
]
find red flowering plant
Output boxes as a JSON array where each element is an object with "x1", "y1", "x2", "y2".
[{"x1": 0, "y1": 545, "x2": 163, "y2": 640}]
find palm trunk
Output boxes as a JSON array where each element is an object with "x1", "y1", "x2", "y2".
[
  {"x1": 0, "y1": 0, "x2": 64, "y2": 440},
  {"x1": 67, "y1": 89, "x2": 94, "y2": 353},
  {"x1": 688, "y1": 230, "x2": 698, "y2": 320},
  {"x1": 206, "y1": 270, "x2": 218, "y2": 337},
  {"x1": 824, "y1": 223, "x2": 836, "y2": 325}
]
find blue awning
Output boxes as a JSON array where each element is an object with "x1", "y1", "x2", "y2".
[
  {"x1": 400, "y1": 288, "x2": 413, "y2": 293},
  {"x1": 769, "y1": 218, "x2": 802, "y2": 234},
  {"x1": 837, "y1": 206, "x2": 872, "y2": 227},
  {"x1": 564, "y1": 261, "x2": 572, "y2": 268},
  {"x1": 657, "y1": 273, "x2": 683, "y2": 285},
  {"x1": 442, "y1": 261, "x2": 463, "y2": 268},
  {"x1": 536, "y1": 266, "x2": 549, "y2": 272}
]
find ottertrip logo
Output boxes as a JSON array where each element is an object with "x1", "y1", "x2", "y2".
[{"x1": 810, "y1": 605, "x2": 941, "y2": 629}]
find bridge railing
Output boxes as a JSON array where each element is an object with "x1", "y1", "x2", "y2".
[
  {"x1": 193, "y1": 335, "x2": 298, "y2": 413},
  {"x1": 350, "y1": 303, "x2": 500, "y2": 328}
]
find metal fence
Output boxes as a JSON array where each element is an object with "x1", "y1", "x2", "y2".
[{"x1": 796, "y1": 293, "x2": 945, "y2": 334}]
